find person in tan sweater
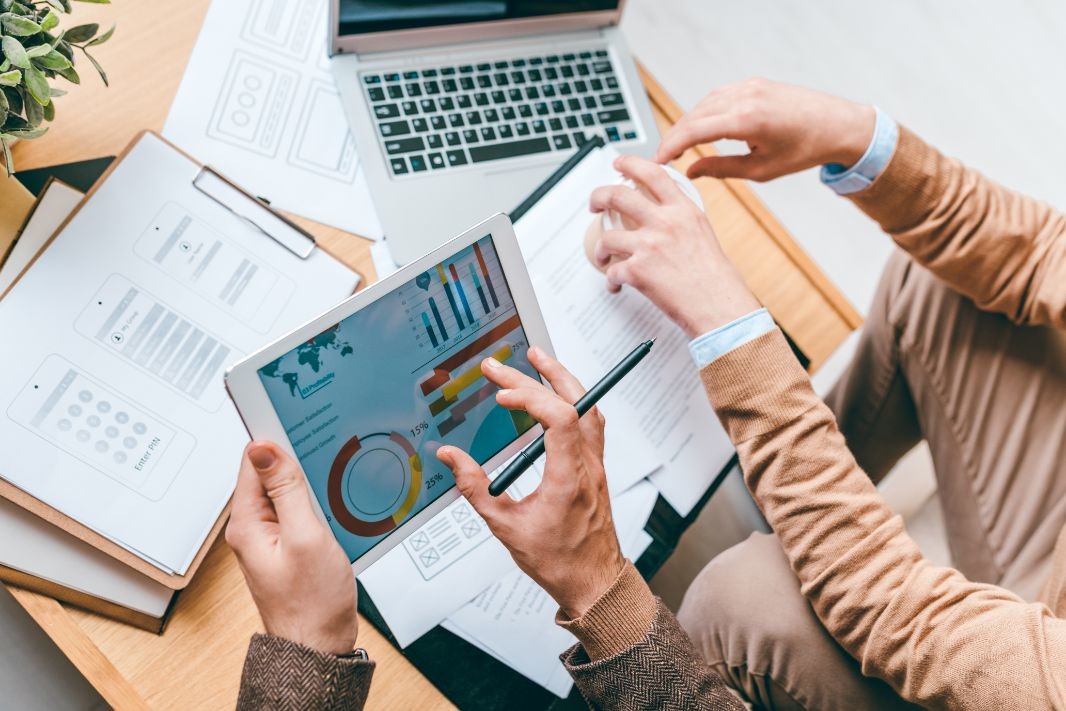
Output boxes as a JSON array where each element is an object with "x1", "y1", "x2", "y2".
[{"x1": 229, "y1": 78, "x2": 1066, "y2": 710}]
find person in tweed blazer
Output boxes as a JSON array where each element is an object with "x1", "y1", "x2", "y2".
[{"x1": 229, "y1": 78, "x2": 1066, "y2": 711}]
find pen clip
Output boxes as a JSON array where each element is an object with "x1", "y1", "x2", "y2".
[{"x1": 193, "y1": 166, "x2": 317, "y2": 259}]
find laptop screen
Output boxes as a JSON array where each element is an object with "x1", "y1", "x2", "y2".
[{"x1": 338, "y1": 1, "x2": 621, "y2": 37}]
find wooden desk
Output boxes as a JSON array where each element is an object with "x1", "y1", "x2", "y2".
[{"x1": 6, "y1": 2, "x2": 861, "y2": 709}]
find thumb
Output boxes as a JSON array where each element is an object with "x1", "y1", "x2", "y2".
[
  {"x1": 247, "y1": 442, "x2": 319, "y2": 530},
  {"x1": 687, "y1": 154, "x2": 771, "y2": 182},
  {"x1": 437, "y1": 446, "x2": 505, "y2": 520}
]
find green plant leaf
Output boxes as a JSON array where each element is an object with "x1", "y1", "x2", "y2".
[
  {"x1": 42, "y1": 97, "x2": 54, "y2": 120},
  {"x1": 0, "y1": 69, "x2": 20, "y2": 86},
  {"x1": 2, "y1": 36, "x2": 31, "y2": 69},
  {"x1": 55, "y1": 63, "x2": 78, "y2": 84},
  {"x1": 6, "y1": 125, "x2": 47, "y2": 138},
  {"x1": 87, "y1": 23, "x2": 114, "y2": 46},
  {"x1": 48, "y1": 85, "x2": 65, "y2": 96},
  {"x1": 3, "y1": 85, "x2": 22, "y2": 114},
  {"x1": 45, "y1": 0, "x2": 71, "y2": 11},
  {"x1": 82, "y1": 49, "x2": 106, "y2": 86},
  {"x1": 0, "y1": 0, "x2": 13, "y2": 12},
  {"x1": 22, "y1": 87, "x2": 42, "y2": 123},
  {"x1": 55, "y1": 40, "x2": 73, "y2": 61},
  {"x1": 0, "y1": 89, "x2": 8, "y2": 115},
  {"x1": 32, "y1": 49, "x2": 69, "y2": 69},
  {"x1": 73, "y1": 0, "x2": 111, "y2": 4},
  {"x1": 22, "y1": 63, "x2": 50, "y2": 104},
  {"x1": 63, "y1": 23, "x2": 98, "y2": 43},
  {"x1": 40, "y1": 8, "x2": 58, "y2": 32},
  {"x1": 25, "y1": 44, "x2": 52, "y2": 58},
  {"x1": 0, "y1": 11, "x2": 41, "y2": 35}
]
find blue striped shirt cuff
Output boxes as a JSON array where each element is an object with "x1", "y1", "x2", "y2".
[
  {"x1": 688, "y1": 308, "x2": 777, "y2": 368},
  {"x1": 820, "y1": 106, "x2": 898, "y2": 195}
]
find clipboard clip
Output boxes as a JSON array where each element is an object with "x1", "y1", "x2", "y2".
[{"x1": 192, "y1": 166, "x2": 317, "y2": 259}]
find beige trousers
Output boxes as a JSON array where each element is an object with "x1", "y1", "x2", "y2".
[{"x1": 677, "y1": 251, "x2": 1066, "y2": 711}]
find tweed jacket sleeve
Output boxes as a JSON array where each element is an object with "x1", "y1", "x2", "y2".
[
  {"x1": 558, "y1": 562, "x2": 745, "y2": 711},
  {"x1": 236, "y1": 633, "x2": 375, "y2": 710}
]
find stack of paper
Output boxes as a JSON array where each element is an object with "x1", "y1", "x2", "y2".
[{"x1": 360, "y1": 145, "x2": 735, "y2": 697}]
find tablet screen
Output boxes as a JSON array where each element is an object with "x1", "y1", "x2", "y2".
[{"x1": 257, "y1": 235, "x2": 537, "y2": 563}]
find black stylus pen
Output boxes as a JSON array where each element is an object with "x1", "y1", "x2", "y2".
[{"x1": 488, "y1": 339, "x2": 655, "y2": 497}]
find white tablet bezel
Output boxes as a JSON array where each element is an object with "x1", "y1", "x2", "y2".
[{"x1": 224, "y1": 213, "x2": 553, "y2": 575}]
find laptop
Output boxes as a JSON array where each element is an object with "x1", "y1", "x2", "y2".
[{"x1": 329, "y1": 1, "x2": 660, "y2": 265}]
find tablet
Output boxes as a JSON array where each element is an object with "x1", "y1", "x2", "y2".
[{"x1": 225, "y1": 214, "x2": 553, "y2": 574}]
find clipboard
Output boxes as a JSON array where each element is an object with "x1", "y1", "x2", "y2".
[{"x1": 0, "y1": 131, "x2": 355, "y2": 589}]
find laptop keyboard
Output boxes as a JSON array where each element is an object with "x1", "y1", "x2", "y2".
[{"x1": 361, "y1": 49, "x2": 640, "y2": 177}]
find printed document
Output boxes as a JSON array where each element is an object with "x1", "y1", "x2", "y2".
[
  {"x1": 514, "y1": 147, "x2": 735, "y2": 516},
  {"x1": 164, "y1": 0, "x2": 382, "y2": 238},
  {"x1": 0, "y1": 134, "x2": 358, "y2": 574}
]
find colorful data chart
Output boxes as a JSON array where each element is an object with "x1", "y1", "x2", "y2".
[{"x1": 327, "y1": 431, "x2": 423, "y2": 536}]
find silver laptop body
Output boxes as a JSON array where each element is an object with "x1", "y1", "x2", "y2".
[{"x1": 330, "y1": 1, "x2": 660, "y2": 265}]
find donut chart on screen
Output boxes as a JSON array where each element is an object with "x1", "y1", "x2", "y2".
[{"x1": 327, "y1": 432, "x2": 422, "y2": 536}]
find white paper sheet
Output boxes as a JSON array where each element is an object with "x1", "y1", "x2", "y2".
[
  {"x1": 441, "y1": 480, "x2": 659, "y2": 697},
  {"x1": 163, "y1": 0, "x2": 382, "y2": 239},
  {"x1": 513, "y1": 147, "x2": 735, "y2": 515},
  {"x1": 0, "y1": 134, "x2": 359, "y2": 574}
]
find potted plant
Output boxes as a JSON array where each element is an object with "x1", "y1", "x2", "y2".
[{"x1": 0, "y1": 0, "x2": 113, "y2": 175}]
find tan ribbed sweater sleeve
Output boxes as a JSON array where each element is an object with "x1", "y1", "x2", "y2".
[
  {"x1": 701, "y1": 329, "x2": 1066, "y2": 709},
  {"x1": 850, "y1": 126, "x2": 1066, "y2": 327}
]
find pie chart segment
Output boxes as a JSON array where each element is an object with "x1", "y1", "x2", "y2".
[{"x1": 328, "y1": 432, "x2": 422, "y2": 536}]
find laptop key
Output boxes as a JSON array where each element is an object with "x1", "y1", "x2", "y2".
[
  {"x1": 581, "y1": 113, "x2": 595, "y2": 126},
  {"x1": 508, "y1": 89, "x2": 523, "y2": 102},
  {"x1": 445, "y1": 132, "x2": 461, "y2": 146},
  {"x1": 474, "y1": 93, "x2": 489, "y2": 106},
  {"x1": 459, "y1": 65, "x2": 474, "y2": 73},
  {"x1": 583, "y1": 96, "x2": 597, "y2": 110},
  {"x1": 384, "y1": 137, "x2": 425, "y2": 154},
  {"x1": 595, "y1": 49, "x2": 608, "y2": 57},
  {"x1": 410, "y1": 154, "x2": 428, "y2": 172},
  {"x1": 550, "y1": 100, "x2": 565, "y2": 113},
  {"x1": 420, "y1": 99, "x2": 437, "y2": 112},
  {"x1": 534, "y1": 102, "x2": 549, "y2": 116},
  {"x1": 388, "y1": 85, "x2": 404, "y2": 99},
  {"x1": 457, "y1": 95, "x2": 472, "y2": 109},
  {"x1": 460, "y1": 77, "x2": 475, "y2": 91},
  {"x1": 390, "y1": 157, "x2": 409, "y2": 174},
  {"x1": 597, "y1": 109, "x2": 631, "y2": 124},
  {"x1": 565, "y1": 115, "x2": 579, "y2": 129},
  {"x1": 466, "y1": 110, "x2": 483, "y2": 125},
  {"x1": 600, "y1": 92, "x2": 624, "y2": 106},
  {"x1": 442, "y1": 79, "x2": 458, "y2": 92},
  {"x1": 412, "y1": 118, "x2": 428, "y2": 132},
  {"x1": 427, "y1": 133, "x2": 444, "y2": 148},
  {"x1": 404, "y1": 71, "x2": 419, "y2": 80},
  {"x1": 549, "y1": 118, "x2": 562, "y2": 131},
  {"x1": 571, "y1": 98, "x2": 584, "y2": 111},
  {"x1": 532, "y1": 119, "x2": 546, "y2": 133},
  {"x1": 439, "y1": 96, "x2": 456, "y2": 110},
  {"x1": 577, "y1": 63, "x2": 591, "y2": 77},
  {"x1": 530, "y1": 57, "x2": 544, "y2": 66},
  {"x1": 446, "y1": 149, "x2": 469, "y2": 166},
  {"x1": 494, "y1": 73, "x2": 510, "y2": 86},
  {"x1": 544, "y1": 67, "x2": 559, "y2": 80},
  {"x1": 431, "y1": 115, "x2": 446, "y2": 131},
  {"x1": 552, "y1": 134, "x2": 573, "y2": 150},
  {"x1": 528, "y1": 69, "x2": 542, "y2": 82},
  {"x1": 499, "y1": 124, "x2": 514, "y2": 139},
  {"x1": 424, "y1": 81, "x2": 440, "y2": 95},
  {"x1": 515, "y1": 122, "x2": 530, "y2": 136},
  {"x1": 606, "y1": 76, "x2": 619, "y2": 89},
  {"x1": 512, "y1": 58, "x2": 527, "y2": 67},
  {"x1": 502, "y1": 106, "x2": 516, "y2": 120},
  {"x1": 574, "y1": 80, "x2": 588, "y2": 93},
  {"x1": 484, "y1": 108, "x2": 500, "y2": 122},
  {"x1": 406, "y1": 83, "x2": 422, "y2": 97},
  {"x1": 606, "y1": 126, "x2": 621, "y2": 142},
  {"x1": 590, "y1": 78, "x2": 604, "y2": 91},
  {"x1": 491, "y1": 90, "x2": 506, "y2": 104},
  {"x1": 428, "y1": 152, "x2": 446, "y2": 169},
  {"x1": 364, "y1": 74, "x2": 382, "y2": 84},
  {"x1": 448, "y1": 113, "x2": 465, "y2": 127},
  {"x1": 463, "y1": 129, "x2": 480, "y2": 144},
  {"x1": 469, "y1": 137, "x2": 551, "y2": 163},
  {"x1": 572, "y1": 130, "x2": 588, "y2": 145},
  {"x1": 385, "y1": 72, "x2": 401, "y2": 82},
  {"x1": 546, "y1": 55, "x2": 560, "y2": 63},
  {"x1": 518, "y1": 105, "x2": 533, "y2": 118},
  {"x1": 494, "y1": 60, "x2": 508, "y2": 69},
  {"x1": 401, "y1": 101, "x2": 419, "y2": 115},
  {"x1": 542, "y1": 84, "x2": 556, "y2": 98},
  {"x1": 624, "y1": 131, "x2": 638, "y2": 140},
  {"x1": 563, "y1": 53, "x2": 576, "y2": 61},
  {"x1": 477, "y1": 75, "x2": 492, "y2": 88},
  {"x1": 368, "y1": 87, "x2": 385, "y2": 102},
  {"x1": 579, "y1": 51, "x2": 592, "y2": 60},
  {"x1": 481, "y1": 127, "x2": 497, "y2": 141},
  {"x1": 374, "y1": 103, "x2": 400, "y2": 119},
  {"x1": 423, "y1": 68, "x2": 438, "y2": 77},
  {"x1": 560, "y1": 66, "x2": 575, "y2": 78},
  {"x1": 526, "y1": 86, "x2": 540, "y2": 100},
  {"x1": 511, "y1": 71, "x2": 526, "y2": 84},
  {"x1": 380, "y1": 120, "x2": 411, "y2": 137},
  {"x1": 593, "y1": 61, "x2": 612, "y2": 73}
]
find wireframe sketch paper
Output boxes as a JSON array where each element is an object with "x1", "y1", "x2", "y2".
[
  {"x1": 513, "y1": 146, "x2": 735, "y2": 516},
  {"x1": 163, "y1": 0, "x2": 382, "y2": 239},
  {"x1": 0, "y1": 133, "x2": 359, "y2": 575}
]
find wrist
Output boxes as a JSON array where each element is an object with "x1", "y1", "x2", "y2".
[
  {"x1": 676, "y1": 267, "x2": 762, "y2": 339},
  {"x1": 823, "y1": 102, "x2": 876, "y2": 168},
  {"x1": 555, "y1": 552, "x2": 626, "y2": 619}
]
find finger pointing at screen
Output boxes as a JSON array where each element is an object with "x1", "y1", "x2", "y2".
[{"x1": 437, "y1": 346, "x2": 624, "y2": 618}]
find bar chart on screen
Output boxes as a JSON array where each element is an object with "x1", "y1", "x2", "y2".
[{"x1": 401, "y1": 240, "x2": 513, "y2": 353}]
